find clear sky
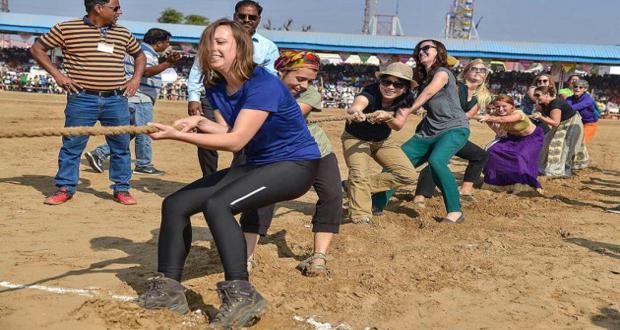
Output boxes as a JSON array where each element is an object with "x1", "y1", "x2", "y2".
[{"x1": 9, "y1": 0, "x2": 620, "y2": 45}]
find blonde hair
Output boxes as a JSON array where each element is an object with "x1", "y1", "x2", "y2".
[
  {"x1": 458, "y1": 59, "x2": 492, "y2": 109},
  {"x1": 197, "y1": 19, "x2": 254, "y2": 87}
]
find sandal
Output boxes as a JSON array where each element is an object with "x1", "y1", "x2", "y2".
[
  {"x1": 296, "y1": 252, "x2": 331, "y2": 278},
  {"x1": 460, "y1": 194, "x2": 475, "y2": 203}
]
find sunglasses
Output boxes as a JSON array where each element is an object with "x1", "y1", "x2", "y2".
[
  {"x1": 470, "y1": 67, "x2": 488, "y2": 74},
  {"x1": 380, "y1": 78, "x2": 406, "y2": 89},
  {"x1": 102, "y1": 4, "x2": 121, "y2": 12},
  {"x1": 573, "y1": 86, "x2": 587, "y2": 90},
  {"x1": 236, "y1": 14, "x2": 259, "y2": 21},
  {"x1": 536, "y1": 79, "x2": 549, "y2": 84},
  {"x1": 419, "y1": 45, "x2": 436, "y2": 54}
]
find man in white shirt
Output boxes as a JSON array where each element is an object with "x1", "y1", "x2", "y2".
[{"x1": 187, "y1": 0, "x2": 279, "y2": 176}]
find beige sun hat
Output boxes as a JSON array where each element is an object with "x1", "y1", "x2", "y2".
[{"x1": 374, "y1": 62, "x2": 413, "y2": 81}]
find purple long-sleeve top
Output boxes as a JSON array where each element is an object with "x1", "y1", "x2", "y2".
[{"x1": 566, "y1": 93, "x2": 598, "y2": 124}]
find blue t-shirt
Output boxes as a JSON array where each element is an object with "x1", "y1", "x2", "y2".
[{"x1": 206, "y1": 66, "x2": 320, "y2": 165}]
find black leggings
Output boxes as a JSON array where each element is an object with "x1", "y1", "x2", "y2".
[
  {"x1": 415, "y1": 140, "x2": 488, "y2": 198},
  {"x1": 240, "y1": 152, "x2": 342, "y2": 235},
  {"x1": 158, "y1": 160, "x2": 318, "y2": 282}
]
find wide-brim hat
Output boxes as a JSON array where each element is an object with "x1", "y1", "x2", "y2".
[{"x1": 375, "y1": 62, "x2": 413, "y2": 81}]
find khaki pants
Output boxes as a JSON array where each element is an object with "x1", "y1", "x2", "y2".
[{"x1": 342, "y1": 131, "x2": 417, "y2": 219}]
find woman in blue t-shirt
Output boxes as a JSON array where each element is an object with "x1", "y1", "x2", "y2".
[{"x1": 137, "y1": 19, "x2": 320, "y2": 328}]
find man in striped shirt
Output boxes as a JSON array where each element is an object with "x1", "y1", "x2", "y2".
[
  {"x1": 30, "y1": 0, "x2": 146, "y2": 205},
  {"x1": 86, "y1": 28, "x2": 181, "y2": 176}
]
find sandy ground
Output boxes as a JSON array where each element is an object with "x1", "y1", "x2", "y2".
[{"x1": 0, "y1": 91, "x2": 619, "y2": 329}]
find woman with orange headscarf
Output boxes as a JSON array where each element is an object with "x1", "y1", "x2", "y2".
[{"x1": 241, "y1": 50, "x2": 341, "y2": 277}]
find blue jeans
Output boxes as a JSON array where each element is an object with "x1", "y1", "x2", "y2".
[
  {"x1": 55, "y1": 92, "x2": 131, "y2": 194},
  {"x1": 93, "y1": 101, "x2": 154, "y2": 168}
]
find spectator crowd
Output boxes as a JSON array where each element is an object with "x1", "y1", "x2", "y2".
[{"x1": 1, "y1": 46, "x2": 618, "y2": 112}]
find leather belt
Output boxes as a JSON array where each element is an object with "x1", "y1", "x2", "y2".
[{"x1": 82, "y1": 89, "x2": 124, "y2": 97}]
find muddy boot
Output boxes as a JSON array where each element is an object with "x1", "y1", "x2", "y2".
[
  {"x1": 136, "y1": 273, "x2": 190, "y2": 315},
  {"x1": 209, "y1": 280, "x2": 267, "y2": 329}
]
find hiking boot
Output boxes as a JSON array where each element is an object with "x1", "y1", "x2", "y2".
[
  {"x1": 136, "y1": 274, "x2": 189, "y2": 314},
  {"x1": 44, "y1": 187, "x2": 72, "y2": 205},
  {"x1": 113, "y1": 191, "x2": 137, "y2": 205},
  {"x1": 209, "y1": 280, "x2": 267, "y2": 329},
  {"x1": 84, "y1": 151, "x2": 104, "y2": 173},
  {"x1": 134, "y1": 166, "x2": 165, "y2": 176}
]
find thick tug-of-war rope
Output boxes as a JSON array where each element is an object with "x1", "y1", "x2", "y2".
[
  {"x1": 0, "y1": 113, "x2": 391, "y2": 139},
  {"x1": 0, "y1": 125, "x2": 161, "y2": 139}
]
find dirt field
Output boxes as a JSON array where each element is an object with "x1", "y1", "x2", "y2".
[{"x1": 0, "y1": 91, "x2": 619, "y2": 329}]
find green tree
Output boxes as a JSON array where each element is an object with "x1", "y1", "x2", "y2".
[
  {"x1": 184, "y1": 15, "x2": 209, "y2": 26},
  {"x1": 158, "y1": 8, "x2": 184, "y2": 24}
]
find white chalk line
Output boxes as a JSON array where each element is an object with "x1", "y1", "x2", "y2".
[
  {"x1": 0, "y1": 280, "x2": 135, "y2": 302},
  {"x1": 293, "y1": 315, "x2": 353, "y2": 330}
]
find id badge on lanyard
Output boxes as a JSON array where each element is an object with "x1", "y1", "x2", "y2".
[
  {"x1": 97, "y1": 27, "x2": 114, "y2": 54},
  {"x1": 97, "y1": 42, "x2": 114, "y2": 54}
]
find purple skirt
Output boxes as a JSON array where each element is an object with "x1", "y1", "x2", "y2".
[{"x1": 483, "y1": 126, "x2": 544, "y2": 189}]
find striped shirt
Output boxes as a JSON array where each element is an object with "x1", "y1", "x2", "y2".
[{"x1": 38, "y1": 17, "x2": 141, "y2": 91}]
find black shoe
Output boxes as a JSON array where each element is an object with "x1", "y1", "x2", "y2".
[
  {"x1": 606, "y1": 206, "x2": 620, "y2": 214},
  {"x1": 341, "y1": 180, "x2": 349, "y2": 198},
  {"x1": 133, "y1": 166, "x2": 165, "y2": 176},
  {"x1": 209, "y1": 280, "x2": 267, "y2": 329},
  {"x1": 84, "y1": 151, "x2": 104, "y2": 173},
  {"x1": 136, "y1": 274, "x2": 189, "y2": 314}
]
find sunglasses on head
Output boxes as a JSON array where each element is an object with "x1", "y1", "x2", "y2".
[
  {"x1": 419, "y1": 45, "x2": 436, "y2": 54},
  {"x1": 102, "y1": 4, "x2": 121, "y2": 12},
  {"x1": 470, "y1": 67, "x2": 488, "y2": 74},
  {"x1": 380, "y1": 78, "x2": 406, "y2": 89},
  {"x1": 236, "y1": 13, "x2": 259, "y2": 21},
  {"x1": 536, "y1": 79, "x2": 549, "y2": 84}
]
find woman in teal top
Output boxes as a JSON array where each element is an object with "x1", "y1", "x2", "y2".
[{"x1": 371, "y1": 39, "x2": 470, "y2": 223}]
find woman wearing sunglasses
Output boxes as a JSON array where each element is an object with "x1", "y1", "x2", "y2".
[
  {"x1": 566, "y1": 79, "x2": 599, "y2": 144},
  {"x1": 522, "y1": 73, "x2": 556, "y2": 115},
  {"x1": 532, "y1": 86, "x2": 589, "y2": 177},
  {"x1": 412, "y1": 59, "x2": 492, "y2": 207},
  {"x1": 372, "y1": 40, "x2": 470, "y2": 223},
  {"x1": 341, "y1": 62, "x2": 417, "y2": 224},
  {"x1": 241, "y1": 50, "x2": 341, "y2": 277}
]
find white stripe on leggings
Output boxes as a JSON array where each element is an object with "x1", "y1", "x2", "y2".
[{"x1": 230, "y1": 186, "x2": 267, "y2": 206}]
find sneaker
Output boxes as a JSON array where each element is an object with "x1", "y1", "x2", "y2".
[
  {"x1": 113, "y1": 191, "x2": 137, "y2": 205},
  {"x1": 133, "y1": 166, "x2": 165, "y2": 176},
  {"x1": 84, "y1": 151, "x2": 104, "y2": 173},
  {"x1": 44, "y1": 187, "x2": 72, "y2": 205},
  {"x1": 606, "y1": 205, "x2": 620, "y2": 214},
  {"x1": 350, "y1": 216, "x2": 372, "y2": 225},
  {"x1": 136, "y1": 274, "x2": 190, "y2": 314},
  {"x1": 209, "y1": 280, "x2": 267, "y2": 329}
]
